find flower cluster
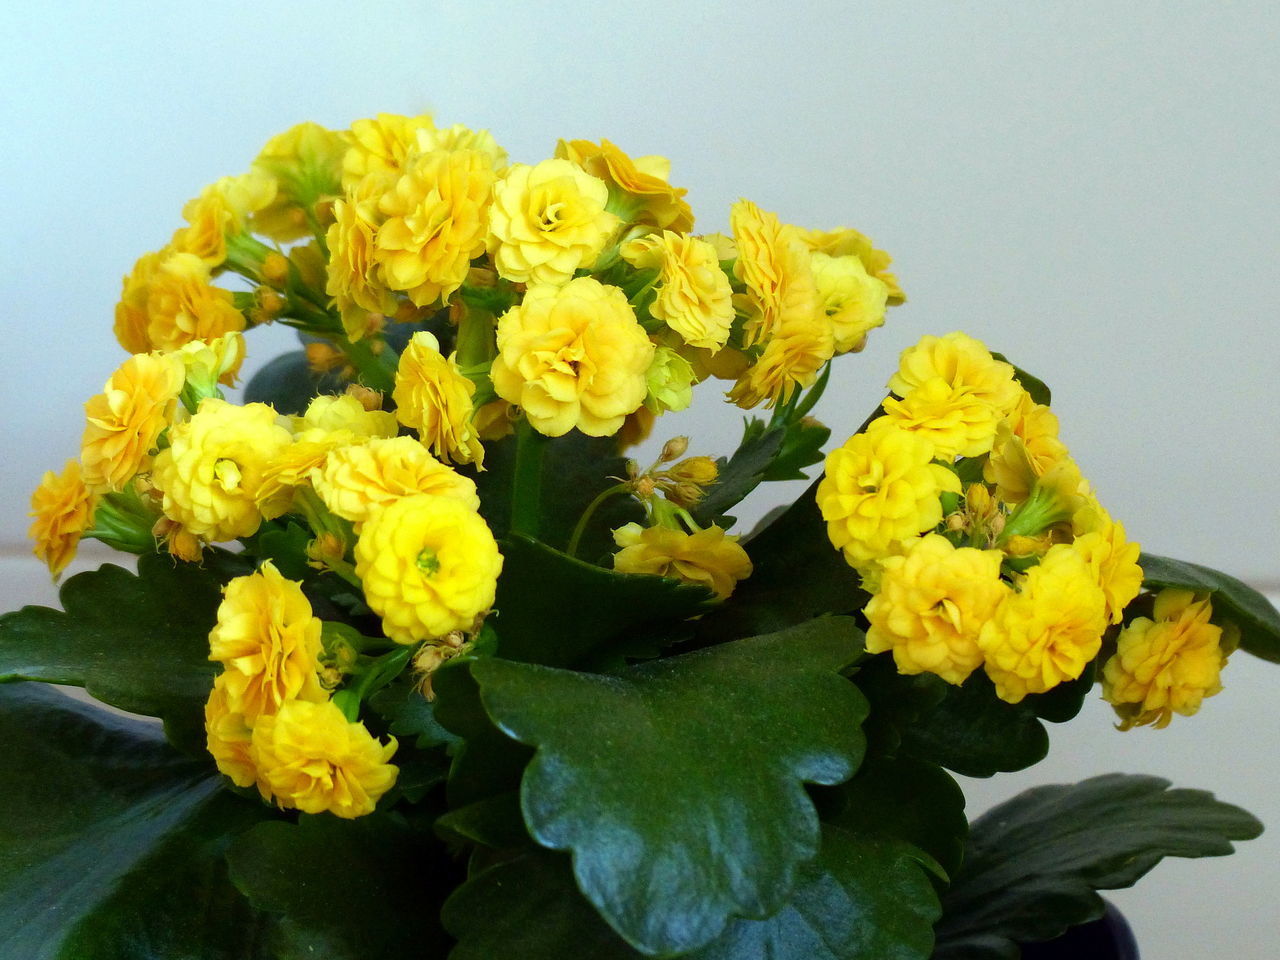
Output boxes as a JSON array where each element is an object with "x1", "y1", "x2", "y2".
[
  {"x1": 28, "y1": 108, "x2": 1243, "y2": 839},
  {"x1": 818, "y1": 332, "x2": 1231, "y2": 720}
]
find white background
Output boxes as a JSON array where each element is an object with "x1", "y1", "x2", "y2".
[{"x1": 2, "y1": 1, "x2": 1277, "y2": 955}]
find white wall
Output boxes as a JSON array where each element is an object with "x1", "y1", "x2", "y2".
[{"x1": 2, "y1": 1, "x2": 1277, "y2": 954}]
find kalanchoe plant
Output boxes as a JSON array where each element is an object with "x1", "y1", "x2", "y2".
[{"x1": 2, "y1": 111, "x2": 1275, "y2": 959}]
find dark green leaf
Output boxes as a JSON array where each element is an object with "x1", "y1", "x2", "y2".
[
  {"x1": 1139, "y1": 553, "x2": 1280, "y2": 662},
  {"x1": 935, "y1": 774, "x2": 1263, "y2": 958},
  {"x1": 698, "y1": 482, "x2": 867, "y2": 643},
  {"x1": 0, "y1": 552, "x2": 251, "y2": 748},
  {"x1": 691, "y1": 419, "x2": 784, "y2": 526},
  {"x1": 444, "y1": 827, "x2": 942, "y2": 960},
  {"x1": 470, "y1": 618, "x2": 869, "y2": 955},
  {"x1": 254, "y1": 520, "x2": 313, "y2": 581},
  {"x1": 227, "y1": 812, "x2": 459, "y2": 960},
  {"x1": 436, "y1": 792, "x2": 531, "y2": 849},
  {"x1": 828, "y1": 756, "x2": 967, "y2": 881},
  {"x1": 442, "y1": 850, "x2": 640, "y2": 960},
  {"x1": 472, "y1": 432, "x2": 643, "y2": 563},
  {"x1": 990, "y1": 352, "x2": 1051, "y2": 406},
  {"x1": 0, "y1": 684, "x2": 271, "y2": 959},
  {"x1": 491, "y1": 535, "x2": 714, "y2": 668},
  {"x1": 432, "y1": 657, "x2": 534, "y2": 809},
  {"x1": 369, "y1": 675, "x2": 461, "y2": 749},
  {"x1": 897, "y1": 671, "x2": 1049, "y2": 778},
  {"x1": 1026, "y1": 660, "x2": 1096, "y2": 723},
  {"x1": 687, "y1": 827, "x2": 941, "y2": 960},
  {"x1": 850, "y1": 655, "x2": 948, "y2": 757},
  {"x1": 763, "y1": 417, "x2": 832, "y2": 482},
  {"x1": 243, "y1": 349, "x2": 345, "y2": 415}
]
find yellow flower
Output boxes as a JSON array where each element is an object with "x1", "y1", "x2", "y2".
[
  {"x1": 207, "y1": 561, "x2": 327, "y2": 723},
  {"x1": 416, "y1": 122, "x2": 508, "y2": 170},
  {"x1": 798, "y1": 225, "x2": 905, "y2": 304},
  {"x1": 175, "y1": 331, "x2": 247, "y2": 391},
  {"x1": 491, "y1": 279, "x2": 653, "y2": 437},
  {"x1": 250, "y1": 121, "x2": 347, "y2": 242},
  {"x1": 983, "y1": 388, "x2": 1070, "y2": 504},
  {"x1": 978, "y1": 544, "x2": 1108, "y2": 703},
  {"x1": 152, "y1": 398, "x2": 294, "y2": 542},
  {"x1": 816, "y1": 421, "x2": 961, "y2": 567},
  {"x1": 1071, "y1": 518, "x2": 1143, "y2": 625},
  {"x1": 728, "y1": 314, "x2": 834, "y2": 409},
  {"x1": 29, "y1": 460, "x2": 98, "y2": 577},
  {"x1": 81, "y1": 352, "x2": 186, "y2": 492},
  {"x1": 114, "y1": 250, "x2": 166, "y2": 354},
  {"x1": 730, "y1": 199, "x2": 820, "y2": 348},
  {"x1": 354, "y1": 494, "x2": 503, "y2": 644},
  {"x1": 251, "y1": 699, "x2": 398, "y2": 819},
  {"x1": 810, "y1": 252, "x2": 889, "y2": 353},
  {"x1": 205, "y1": 675, "x2": 256, "y2": 788},
  {"x1": 881, "y1": 376, "x2": 1003, "y2": 461},
  {"x1": 486, "y1": 159, "x2": 618, "y2": 285},
  {"x1": 144, "y1": 252, "x2": 247, "y2": 352},
  {"x1": 1102, "y1": 589, "x2": 1227, "y2": 729},
  {"x1": 612, "y1": 524, "x2": 752, "y2": 599},
  {"x1": 172, "y1": 173, "x2": 277, "y2": 266},
  {"x1": 620, "y1": 231, "x2": 733, "y2": 350},
  {"x1": 865, "y1": 533, "x2": 1009, "y2": 685},
  {"x1": 375, "y1": 148, "x2": 496, "y2": 307},
  {"x1": 393, "y1": 331, "x2": 485, "y2": 465},
  {"x1": 315, "y1": 436, "x2": 480, "y2": 524},
  {"x1": 644, "y1": 345, "x2": 696, "y2": 414},
  {"x1": 326, "y1": 173, "x2": 400, "y2": 341},
  {"x1": 888, "y1": 332, "x2": 1020, "y2": 422},
  {"x1": 342, "y1": 111, "x2": 436, "y2": 187},
  {"x1": 556, "y1": 139, "x2": 693, "y2": 232},
  {"x1": 473, "y1": 399, "x2": 516, "y2": 441}
]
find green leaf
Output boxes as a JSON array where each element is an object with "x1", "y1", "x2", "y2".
[
  {"x1": 897, "y1": 671, "x2": 1049, "y2": 778},
  {"x1": 691, "y1": 419, "x2": 784, "y2": 526},
  {"x1": 435, "y1": 792, "x2": 531, "y2": 849},
  {"x1": 1139, "y1": 553, "x2": 1280, "y2": 662},
  {"x1": 934, "y1": 773, "x2": 1263, "y2": 958},
  {"x1": 227, "y1": 813, "x2": 459, "y2": 960},
  {"x1": 0, "y1": 684, "x2": 271, "y2": 959},
  {"x1": 990, "y1": 352, "x2": 1051, "y2": 406},
  {"x1": 254, "y1": 520, "x2": 313, "y2": 581},
  {"x1": 473, "y1": 431, "x2": 643, "y2": 563},
  {"x1": 686, "y1": 827, "x2": 941, "y2": 960},
  {"x1": 763, "y1": 416, "x2": 832, "y2": 482},
  {"x1": 444, "y1": 827, "x2": 942, "y2": 960},
  {"x1": 698, "y1": 482, "x2": 867, "y2": 643},
  {"x1": 492, "y1": 535, "x2": 714, "y2": 668},
  {"x1": 828, "y1": 756, "x2": 968, "y2": 881},
  {"x1": 470, "y1": 617, "x2": 869, "y2": 955},
  {"x1": 369, "y1": 675, "x2": 461, "y2": 750},
  {"x1": 442, "y1": 850, "x2": 640, "y2": 960},
  {"x1": 0, "y1": 552, "x2": 252, "y2": 750}
]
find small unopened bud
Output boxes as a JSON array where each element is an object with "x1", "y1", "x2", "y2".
[
  {"x1": 306, "y1": 532, "x2": 346, "y2": 566},
  {"x1": 667, "y1": 455, "x2": 718, "y2": 487},
  {"x1": 945, "y1": 512, "x2": 967, "y2": 533},
  {"x1": 1004, "y1": 534, "x2": 1045, "y2": 557},
  {"x1": 256, "y1": 288, "x2": 286, "y2": 316},
  {"x1": 666, "y1": 482, "x2": 705, "y2": 509},
  {"x1": 659, "y1": 436, "x2": 690, "y2": 463},
  {"x1": 632, "y1": 476, "x2": 657, "y2": 500},
  {"x1": 306, "y1": 341, "x2": 344, "y2": 373},
  {"x1": 625, "y1": 460, "x2": 640, "y2": 481},
  {"x1": 413, "y1": 641, "x2": 463, "y2": 701},
  {"x1": 345, "y1": 383, "x2": 383, "y2": 411},
  {"x1": 262, "y1": 252, "x2": 289, "y2": 286}
]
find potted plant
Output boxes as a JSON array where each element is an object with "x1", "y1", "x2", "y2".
[{"x1": 3, "y1": 111, "x2": 1273, "y2": 959}]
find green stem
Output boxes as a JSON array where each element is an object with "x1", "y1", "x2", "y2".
[
  {"x1": 333, "y1": 646, "x2": 413, "y2": 721},
  {"x1": 510, "y1": 418, "x2": 548, "y2": 539},
  {"x1": 342, "y1": 335, "x2": 398, "y2": 394},
  {"x1": 566, "y1": 482, "x2": 630, "y2": 557}
]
